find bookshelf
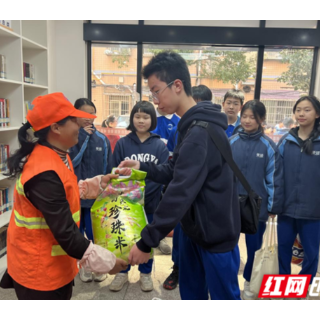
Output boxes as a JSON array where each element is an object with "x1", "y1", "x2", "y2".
[{"x1": 0, "y1": 21, "x2": 49, "y2": 277}]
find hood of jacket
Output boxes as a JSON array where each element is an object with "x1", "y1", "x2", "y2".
[{"x1": 177, "y1": 101, "x2": 227, "y2": 139}]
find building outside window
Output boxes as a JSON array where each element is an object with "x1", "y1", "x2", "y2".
[{"x1": 91, "y1": 43, "x2": 314, "y2": 143}]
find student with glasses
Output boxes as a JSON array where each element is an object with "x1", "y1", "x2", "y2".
[
  {"x1": 119, "y1": 51, "x2": 241, "y2": 300},
  {"x1": 151, "y1": 81, "x2": 180, "y2": 146},
  {"x1": 163, "y1": 84, "x2": 221, "y2": 291},
  {"x1": 69, "y1": 98, "x2": 114, "y2": 283}
]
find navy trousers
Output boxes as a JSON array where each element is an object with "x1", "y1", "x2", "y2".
[
  {"x1": 278, "y1": 215, "x2": 320, "y2": 282},
  {"x1": 179, "y1": 229, "x2": 241, "y2": 300},
  {"x1": 243, "y1": 221, "x2": 267, "y2": 282}
]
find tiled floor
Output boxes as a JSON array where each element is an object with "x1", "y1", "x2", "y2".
[{"x1": 1, "y1": 235, "x2": 319, "y2": 300}]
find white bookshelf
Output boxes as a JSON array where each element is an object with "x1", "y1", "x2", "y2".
[
  {"x1": 0, "y1": 21, "x2": 49, "y2": 273},
  {"x1": 0, "y1": 255, "x2": 6, "y2": 279}
]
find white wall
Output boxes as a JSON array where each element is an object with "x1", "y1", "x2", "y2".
[{"x1": 48, "y1": 20, "x2": 87, "y2": 103}]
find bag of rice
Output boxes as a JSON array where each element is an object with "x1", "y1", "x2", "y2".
[{"x1": 91, "y1": 169, "x2": 151, "y2": 262}]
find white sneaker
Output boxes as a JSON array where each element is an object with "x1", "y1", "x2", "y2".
[
  {"x1": 93, "y1": 273, "x2": 107, "y2": 282},
  {"x1": 158, "y1": 238, "x2": 172, "y2": 255},
  {"x1": 79, "y1": 267, "x2": 93, "y2": 283},
  {"x1": 243, "y1": 281, "x2": 256, "y2": 300},
  {"x1": 109, "y1": 273, "x2": 128, "y2": 291},
  {"x1": 140, "y1": 273, "x2": 154, "y2": 292}
]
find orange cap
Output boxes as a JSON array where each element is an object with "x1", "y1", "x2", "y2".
[{"x1": 26, "y1": 92, "x2": 96, "y2": 132}]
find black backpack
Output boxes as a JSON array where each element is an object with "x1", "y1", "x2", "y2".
[{"x1": 190, "y1": 120, "x2": 261, "y2": 234}]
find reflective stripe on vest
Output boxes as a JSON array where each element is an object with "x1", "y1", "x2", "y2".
[
  {"x1": 14, "y1": 210, "x2": 49, "y2": 229},
  {"x1": 50, "y1": 210, "x2": 80, "y2": 256},
  {"x1": 51, "y1": 245, "x2": 67, "y2": 256},
  {"x1": 16, "y1": 175, "x2": 26, "y2": 197},
  {"x1": 14, "y1": 210, "x2": 80, "y2": 229}
]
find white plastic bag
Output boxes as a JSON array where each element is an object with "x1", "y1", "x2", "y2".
[{"x1": 250, "y1": 217, "x2": 279, "y2": 295}]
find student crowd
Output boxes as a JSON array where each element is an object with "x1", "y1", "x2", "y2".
[{"x1": 1, "y1": 50, "x2": 320, "y2": 300}]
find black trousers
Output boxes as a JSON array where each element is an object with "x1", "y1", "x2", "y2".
[{"x1": 1, "y1": 270, "x2": 73, "y2": 300}]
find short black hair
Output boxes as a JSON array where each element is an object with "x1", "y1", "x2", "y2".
[
  {"x1": 192, "y1": 85, "x2": 213, "y2": 102},
  {"x1": 127, "y1": 101, "x2": 157, "y2": 132},
  {"x1": 223, "y1": 89, "x2": 245, "y2": 105},
  {"x1": 142, "y1": 50, "x2": 192, "y2": 96},
  {"x1": 74, "y1": 98, "x2": 97, "y2": 113}
]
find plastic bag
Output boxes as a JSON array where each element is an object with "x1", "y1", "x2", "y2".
[{"x1": 91, "y1": 169, "x2": 152, "y2": 263}]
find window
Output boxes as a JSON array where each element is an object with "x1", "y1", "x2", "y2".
[
  {"x1": 142, "y1": 44, "x2": 258, "y2": 109},
  {"x1": 109, "y1": 95, "x2": 130, "y2": 116},
  {"x1": 261, "y1": 48, "x2": 314, "y2": 141},
  {"x1": 91, "y1": 44, "x2": 138, "y2": 146}
]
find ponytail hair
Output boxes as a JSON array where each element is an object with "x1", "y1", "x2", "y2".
[
  {"x1": 293, "y1": 95, "x2": 320, "y2": 155},
  {"x1": 7, "y1": 116, "x2": 74, "y2": 178}
]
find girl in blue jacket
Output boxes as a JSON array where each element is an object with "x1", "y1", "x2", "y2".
[
  {"x1": 111, "y1": 101, "x2": 169, "y2": 293},
  {"x1": 277, "y1": 95, "x2": 320, "y2": 283},
  {"x1": 69, "y1": 98, "x2": 113, "y2": 283},
  {"x1": 230, "y1": 100, "x2": 283, "y2": 300}
]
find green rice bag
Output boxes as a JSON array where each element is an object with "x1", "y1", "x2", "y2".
[{"x1": 91, "y1": 169, "x2": 152, "y2": 263}]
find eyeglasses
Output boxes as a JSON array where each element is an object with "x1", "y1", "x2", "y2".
[{"x1": 150, "y1": 80, "x2": 175, "y2": 102}]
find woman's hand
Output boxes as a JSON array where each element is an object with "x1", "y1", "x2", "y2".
[
  {"x1": 100, "y1": 168, "x2": 132, "y2": 189},
  {"x1": 83, "y1": 125, "x2": 94, "y2": 135},
  {"x1": 118, "y1": 160, "x2": 140, "y2": 170},
  {"x1": 108, "y1": 258, "x2": 128, "y2": 275}
]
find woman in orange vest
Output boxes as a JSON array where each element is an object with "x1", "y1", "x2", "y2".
[{"x1": 0, "y1": 92, "x2": 129, "y2": 300}]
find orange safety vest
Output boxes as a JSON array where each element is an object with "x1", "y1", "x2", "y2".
[{"x1": 7, "y1": 144, "x2": 81, "y2": 291}]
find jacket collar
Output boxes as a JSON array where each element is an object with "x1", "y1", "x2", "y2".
[
  {"x1": 285, "y1": 127, "x2": 320, "y2": 146},
  {"x1": 238, "y1": 128, "x2": 263, "y2": 140}
]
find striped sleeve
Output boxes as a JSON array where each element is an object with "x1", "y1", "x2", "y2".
[{"x1": 261, "y1": 136, "x2": 284, "y2": 214}]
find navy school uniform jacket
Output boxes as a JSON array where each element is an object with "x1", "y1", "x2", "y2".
[
  {"x1": 278, "y1": 128, "x2": 320, "y2": 220},
  {"x1": 229, "y1": 128, "x2": 284, "y2": 221},
  {"x1": 113, "y1": 132, "x2": 169, "y2": 215},
  {"x1": 137, "y1": 101, "x2": 241, "y2": 254},
  {"x1": 69, "y1": 125, "x2": 113, "y2": 208}
]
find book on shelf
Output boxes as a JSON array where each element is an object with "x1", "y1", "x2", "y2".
[
  {"x1": 0, "y1": 20, "x2": 12, "y2": 32},
  {"x1": 0, "y1": 225, "x2": 8, "y2": 259},
  {"x1": 30, "y1": 64, "x2": 35, "y2": 84},
  {"x1": 25, "y1": 100, "x2": 34, "y2": 117},
  {"x1": 0, "y1": 98, "x2": 10, "y2": 127},
  {"x1": 0, "y1": 187, "x2": 12, "y2": 217},
  {"x1": 0, "y1": 54, "x2": 6, "y2": 79},
  {"x1": 23, "y1": 62, "x2": 35, "y2": 84},
  {"x1": 0, "y1": 143, "x2": 9, "y2": 173}
]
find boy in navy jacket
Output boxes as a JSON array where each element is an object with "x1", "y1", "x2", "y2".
[
  {"x1": 119, "y1": 51, "x2": 241, "y2": 300},
  {"x1": 163, "y1": 85, "x2": 221, "y2": 291}
]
